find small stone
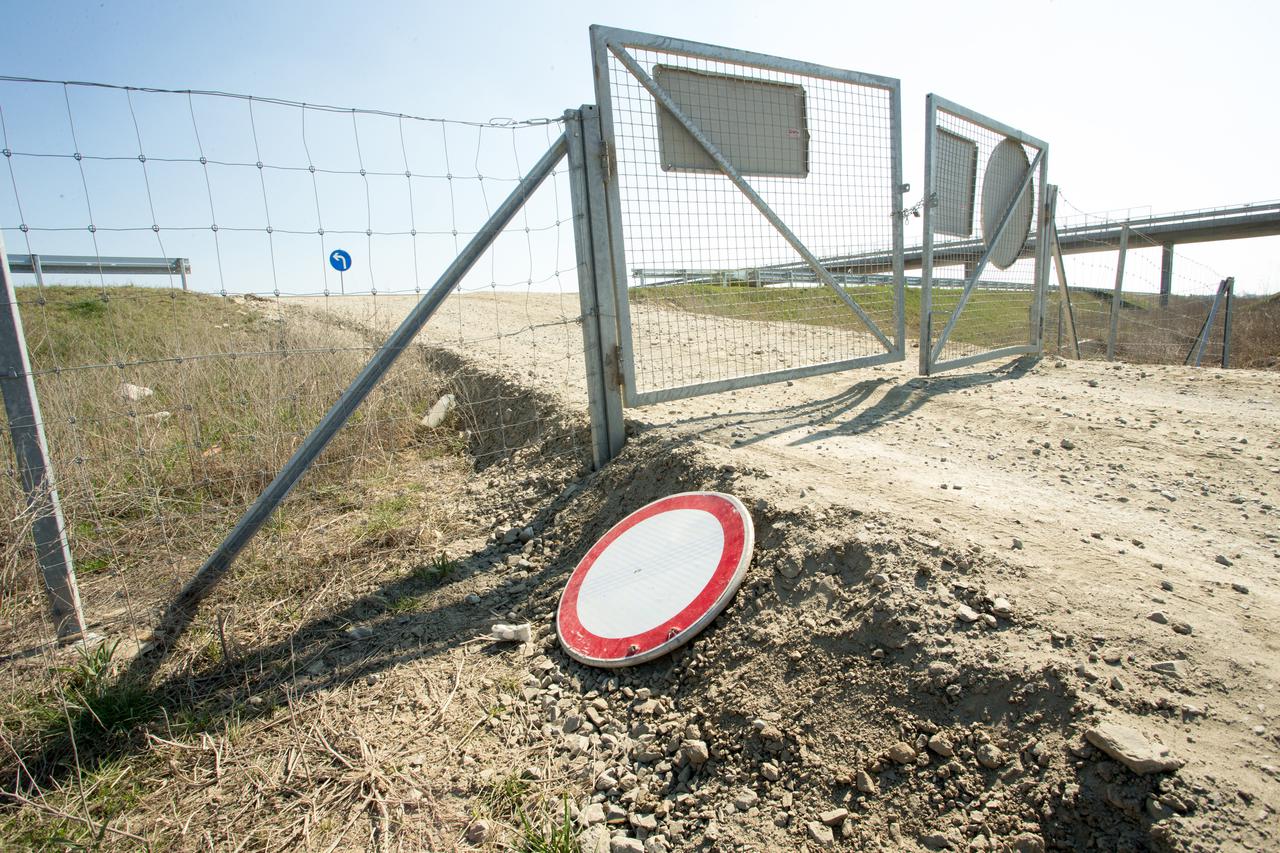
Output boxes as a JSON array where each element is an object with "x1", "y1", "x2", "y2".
[
  {"x1": 1160, "y1": 581, "x2": 1174, "y2": 592},
  {"x1": 610, "y1": 838, "x2": 644, "y2": 853},
  {"x1": 490, "y1": 623, "x2": 531, "y2": 643},
  {"x1": 344, "y1": 625, "x2": 373, "y2": 640},
  {"x1": 117, "y1": 382, "x2": 154, "y2": 401},
  {"x1": 954, "y1": 604, "x2": 979, "y2": 623},
  {"x1": 760, "y1": 762, "x2": 780, "y2": 782},
  {"x1": 421, "y1": 393, "x2": 456, "y2": 428},
  {"x1": 1231, "y1": 582, "x2": 1249, "y2": 594},
  {"x1": 1009, "y1": 833, "x2": 1045, "y2": 853},
  {"x1": 628, "y1": 813, "x2": 657, "y2": 832},
  {"x1": 887, "y1": 742, "x2": 916, "y2": 764},
  {"x1": 1086, "y1": 723, "x2": 1182, "y2": 774},
  {"x1": 1060, "y1": 438, "x2": 1076, "y2": 450},
  {"x1": 806, "y1": 821, "x2": 835, "y2": 847},
  {"x1": 563, "y1": 714, "x2": 582, "y2": 733},
  {"x1": 1150, "y1": 660, "x2": 1186, "y2": 679},
  {"x1": 463, "y1": 592, "x2": 481, "y2": 605},
  {"x1": 871, "y1": 572, "x2": 890, "y2": 587},
  {"x1": 1147, "y1": 611, "x2": 1168, "y2": 624},
  {"x1": 579, "y1": 803, "x2": 606, "y2": 826},
  {"x1": 855, "y1": 770, "x2": 877, "y2": 793},
  {"x1": 464, "y1": 820, "x2": 490, "y2": 844},
  {"x1": 733, "y1": 788, "x2": 758, "y2": 811},
  {"x1": 1215, "y1": 554, "x2": 1233, "y2": 567},
  {"x1": 680, "y1": 739, "x2": 709, "y2": 767},
  {"x1": 927, "y1": 733, "x2": 955, "y2": 757},
  {"x1": 976, "y1": 743, "x2": 1004, "y2": 769},
  {"x1": 1171, "y1": 622, "x2": 1193, "y2": 635},
  {"x1": 991, "y1": 598, "x2": 1012, "y2": 617},
  {"x1": 1012, "y1": 538, "x2": 1024, "y2": 550},
  {"x1": 871, "y1": 648, "x2": 885, "y2": 660},
  {"x1": 819, "y1": 807, "x2": 848, "y2": 826}
]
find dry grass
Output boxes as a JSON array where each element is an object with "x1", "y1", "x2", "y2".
[{"x1": 0, "y1": 284, "x2": 591, "y2": 849}]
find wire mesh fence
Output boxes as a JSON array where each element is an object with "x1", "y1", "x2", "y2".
[
  {"x1": 922, "y1": 98, "x2": 1047, "y2": 373},
  {"x1": 593, "y1": 30, "x2": 903, "y2": 402},
  {"x1": 0, "y1": 78, "x2": 591, "y2": 662},
  {"x1": 1045, "y1": 198, "x2": 1238, "y2": 367}
]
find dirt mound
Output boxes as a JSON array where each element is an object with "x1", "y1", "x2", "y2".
[{"x1": 417, "y1": 432, "x2": 1251, "y2": 852}]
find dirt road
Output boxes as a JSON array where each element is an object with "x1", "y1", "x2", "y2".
[{"x1": 302, "y1": 291, "x2": 1279, "y2": 850}]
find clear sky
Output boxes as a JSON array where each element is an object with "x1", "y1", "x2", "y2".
[{"x1": 2, "y1": 0, "x2": 1277, "y2": 294}]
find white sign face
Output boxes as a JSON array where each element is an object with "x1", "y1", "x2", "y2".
[
  {"x1": 557, "y1": 492, "x2": 754, "y2": 668},
  {"x1": 980, "y1": 137, "x2": 1035, "y2": 270},
  {"x1": 654, "y1": 65, "x2": 809, "y2": 178},
  {"x1": 934, "y1": 129, "x2": 977, "y2": 237}
]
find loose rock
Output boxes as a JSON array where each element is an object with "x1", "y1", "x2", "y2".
[
  {"x1": 806, "y1": 821, "x2": 835, "y2": 847},
  {"x1": 887, "y1": 742, "x2": 917, "y2": 764},
  {"x1": 1085, "y1": 722, "x2": 1184, "y2": 774}
]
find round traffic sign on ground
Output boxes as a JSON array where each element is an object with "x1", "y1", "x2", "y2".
[{"x1": 557, "y1": 492, "x2": 754, "y2": 668}]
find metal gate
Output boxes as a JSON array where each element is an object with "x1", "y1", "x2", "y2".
[
  {"x1": 588, "y1": 26, "x2": 906, "y2": 406},
  {"x1": 920, "y1": 95, "x2": 1049, "y2": 375}
]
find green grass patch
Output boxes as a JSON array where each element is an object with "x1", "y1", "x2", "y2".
[
  {"x1": 630, "y1": 282, "x2": 1037, "y2": 347},
  {"x1": 518, "y1": 797, "x2": 580, "y2": 853}
]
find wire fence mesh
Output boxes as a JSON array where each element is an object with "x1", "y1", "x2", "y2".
[
  {"x1": 596, "y1": 39, "x2": 901, "y2": 399},
  {"x1": 1046, "y1": 196, "x2": 1237, "y2": 367},
  {"x1": 0, "y1": 78, "x2": 591, "y2": 666},
  {"x1": 923, "y1": 101, "x2": 1046, "y2": 370}
]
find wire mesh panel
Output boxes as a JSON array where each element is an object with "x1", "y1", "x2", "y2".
[
  {"x1": 590, "y1": 26, "x2": 905, "y2": 405},
  {"x1": 921, "y1": 95, "x2": 1049, "y2": 375},
  {"x1": 1043, "y1": 197, "x2": 1243, "y2": 367},
  {"x1": 0, "y1": 77, "x2": 590, "y2": 658}
]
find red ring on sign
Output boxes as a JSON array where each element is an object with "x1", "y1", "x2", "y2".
[{"x1": 557, "y1": 492, "x2": 750, "y2": 667}]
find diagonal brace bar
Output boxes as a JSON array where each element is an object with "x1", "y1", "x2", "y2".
[
  {"x1": 931, "y1": 147, "x2": 1043, "y2": 362},
  {"x1": 164, "y1": 132, "x2": 569, "y2": 633},
  {"x1": 609, "y1": 43, "x2": 895, "y2": 354}
]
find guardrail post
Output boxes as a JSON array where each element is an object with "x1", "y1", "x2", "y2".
[{"x1": 0, "y1": 238, "x2": 86, "y2": 641}]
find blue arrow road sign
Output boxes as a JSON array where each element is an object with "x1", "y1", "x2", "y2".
[{"x1": 329, "y1": 249, "x2": 352, "y2": 272}]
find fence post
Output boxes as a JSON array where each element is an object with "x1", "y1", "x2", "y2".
[
  {"x1": 0, "y1": 238, "x2": 86, "y2": 641},
  {"x1": 1221, "y1": 277, "x2": 1234, "y2": 368},
  {"x1": 565, "y1": 108, "x2": 625, "y2": 469},
  {"x1": 575, "y1": 105, "x2": 626, "y2": 461},
  {"x1": 1107, "y1": 224, "x2": 1129, "y2": 361}
]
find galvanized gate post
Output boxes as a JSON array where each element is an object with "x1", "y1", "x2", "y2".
[
  {"x1": 0, "y1": 238, "x2": 86, "y2": 640},
  {"x1": 565, "y1": 107, "x2": 625, "y2": 467}
]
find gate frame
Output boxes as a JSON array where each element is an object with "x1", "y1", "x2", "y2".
[
  {"x1": 920, "y1": 94, "x2": 1050, "y2": 376},
  {"x1": 589, "y1": 24, "x2": 907, "y2": 407}
]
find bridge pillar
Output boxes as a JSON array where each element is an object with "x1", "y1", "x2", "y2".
[{"x1": 1159, "y1": 243, "x2": 1173, "y2": 308}]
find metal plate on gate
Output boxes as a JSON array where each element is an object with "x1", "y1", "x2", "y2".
[
  {"x1": 935, "y1": 129, "x2": 978, "y2": 237},
  {"x1": 557, "y1": 492, "x2": 753, "y2": 668},
  {"x1": 980, "y1": 137, "x2": 1035, "y2": 270},
  {"x1": 654, "y1": 65, "x2": 809, "y2": 178}
]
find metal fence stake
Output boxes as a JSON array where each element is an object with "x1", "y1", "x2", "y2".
[
  {"x1": 1221, "y1": 278, "x2": 1234, "y2": 368},
  {"x1": 0, "y1": 237, "x2": 86, "y2": 641},
  {"x1": 1107, "y1": 224, "x2": 1130, "y2": 361}
]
